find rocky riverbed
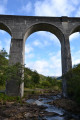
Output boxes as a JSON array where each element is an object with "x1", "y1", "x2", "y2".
[{"x1": 0, "y1": 92, "x2": 80, "y2": 120}]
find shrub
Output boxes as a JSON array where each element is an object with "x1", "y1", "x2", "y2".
[{"x1": 65, "y1": 64, "x2": 80, "y2": 104}]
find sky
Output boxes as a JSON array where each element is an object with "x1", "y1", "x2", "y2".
[{"x1": 0, "y1": 0, "x2": 80, "y2": 76}]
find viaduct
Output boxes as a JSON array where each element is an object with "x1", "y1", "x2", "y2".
[{"x1": 0, "y1": 15, "x2": 80, "y2": 97}]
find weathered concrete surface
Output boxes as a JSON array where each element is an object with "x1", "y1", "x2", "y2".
[{"x1": 0, "y1": 15, "x2": 80, "y2": 97}]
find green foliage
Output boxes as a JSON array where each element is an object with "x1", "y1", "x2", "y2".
[
  {"x1": 0, "y1": 48, "x2": 9, "y2": 86},
  {"x1": 0, "y1": 48, "x2": 9, "y2": 58},
  {"x1": 32, "y1": 70, "x2": 40, "y2": 84},
  {"x1": 41, "y1": 80, "x2": 51, "y2": 88},
  {"x1": 47, "y1": 76, "x2": 57, "y2": 86},
  {"x1": 6, "y1": 63, "x2": 24, "y2": 84},
  {"x1": 0, "y1": 93, "x2": 22, "y2": 104},
  {"x1": 64, "y1": 64, "x2": 80, "y2": 104}
]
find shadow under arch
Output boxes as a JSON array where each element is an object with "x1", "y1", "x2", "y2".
[
  {"x1": 23, "y1": 23, "x2": 64, "y2": 44},
  {"x1": 70, "y1": 24, "x2": 80, "y2": 35},
  {"x1": 0, "y1": 22, "x2": 12, "y2": 36}
]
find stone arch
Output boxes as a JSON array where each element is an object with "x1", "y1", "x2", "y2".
[
  {"x1": 23, "y1": 22, "x2": 65, "y2": 44},
  {"x1": 0, "y1": 22, "x2": 12, "y2": 36},
  {"x1": 23, "y1": 22, "x2": 66, "y2": 74}
]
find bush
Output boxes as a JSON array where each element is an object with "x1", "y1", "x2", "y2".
[{"x1": 65, "y1": 64, "x2": 80, "y2": 104}]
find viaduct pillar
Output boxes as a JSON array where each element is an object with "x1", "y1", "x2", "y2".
[
  {"x1": 6, "y1": 38, "x2": 24, "y2": 97},
  {"x1": 61, "y1": 35, "x2": 72, "y2": 97}
]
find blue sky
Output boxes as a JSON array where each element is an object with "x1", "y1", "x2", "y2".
[{"x1": 0, "y1": 0, "x2": 80, "y2": 76}]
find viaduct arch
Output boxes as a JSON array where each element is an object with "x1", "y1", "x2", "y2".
[{"x1": 0, "y1": 15, "x2": 80, "y2": 97}]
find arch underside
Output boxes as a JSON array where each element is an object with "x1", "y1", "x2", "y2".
[
  {"x1": 0, "y1": 22, "x2": 12, "y2": 36},
  {"x1": 24, "y1": 23, "x2": 64, "y2": 43},
  {"x1": 70, "y1": 25, "x2": 80, "y2": 35}
]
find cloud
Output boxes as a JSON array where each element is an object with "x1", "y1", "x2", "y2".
[
  {"x1": 19, "y1": 0, "x2": 80, "y2": 17},
  {"x1": 25, "y1": 44, "x2": 34, "y2": 54},
  {"x1": 0, "y1": 37, "x2": 11, "y2": 53},
  {"x1": 21, "y1": 2, "x2": 32, "y2": 13},
  {"x1": 72, "y1": 50, "x2": 80, "y2": 66},
  {"x1": 0, "y1": 5, "x2": 6, "y2": 14},
  {"x1": 25, "y1": 53, "x2": 34, "y2": 61},
  {"x1": 0, "y1": 0, "x2": 8, "y2": 14},
  {"x1": 33, "y1": 39, "x2": 43, "y2": 47},
  {"x1": 75, "y1": 7, "x2": 80, "y2": 17},
  {"x1": 26, "y1": 60, "x2": 50, "y2": 76},
  {"x1": 49, "y1": 34, "x2": 60, "y2": 45},
  {"x1": 25, "y1": 50, "x2": 61, "y2": 76},
  {"x1": 0, "y1": 41, "x2": 2, "y2": 50},
  {"x1": 36, "y1": 31, "x2": 60, "y2": 46},
  {"x1": 4, "y1": 38, "x2": 11, "y2": 53},
  {"x1": 0, "y1": 30, "x2": 7, "y2": 34},
  {"x1": 34, "y1": 0, "x2": 78, "y2": 17},
  {"x1": 69, "y1": 32, "x2": 80, "y2": 41}
]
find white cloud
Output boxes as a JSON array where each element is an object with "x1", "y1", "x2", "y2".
[
  {"x1": 21, "y1": 2, "x2": 32, "y2": 13},
  {"x1": 0, "y1": 0, "x2": 8, "y2": 14},
  {"x1": 0, "y1": 38, "x2": 11, "y2": 53},
  {"x1": 49, "y1": 34, "x2": 60, "y2": 45},
  {"x1": 70, "y1": 0, "x2": 79, "y2": 5},
  {"x1": 33, "y1": 40, "x2": 43, "y2": 47},
  {"x1": 72, "y1": 50, "x2": 80, "y2": 66},
  {"x1": 75, "y1": 7, "x2": 80, "y2": 17},
  {"x1": 19, "y1": 0, "x2": 80, "y2": 17},
  {"x1": 36, "y1": 31, "x2": 60, "y2": 46},
  {"x1": 26, "y1": 60, "x2": 50, "y2": 76},
  {"x1": 34, "y1": 0, "x2": 77, "y2": 17},
  {"x1": 25, "y1": 50, "x2": 62, "y2": 76},
  {"x1": 25, "y1": 53, "x2": 34, "y2": 60},
  {"x1": 0, "y1": 5, "x2": 6, "y2": 14},
  {"x1": 25, "y1": 44, "x2": 34, "y2": 54},
  {"x1": 69, "y1": 32, "x2": 80, "y2": 41},
  {"x1": 0, "y1": 41, "x2": 2, "y2": 50},
  {"x1": 0, "y1": 30, "x2": 7, "y2": 34},
  {"x1": 4, "y1": 38, "x2": 11, "y2": 53}
]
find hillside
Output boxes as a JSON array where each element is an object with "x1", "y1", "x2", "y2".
[{"x1": 0, "y1": 49, "x2": 61, "y2": 91}]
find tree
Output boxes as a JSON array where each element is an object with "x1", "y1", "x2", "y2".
[
  {"x1": 32, "y1": 70, "x2": 40, "y2": 84},
  {"x1": 0, "y1": 48, "x2": 8, "y2": 58},
  {"x1": 64, "y1": 64, "x2": 80, "y2": 104},
  {"x1": 5, "y1": 63, "x2": 24, "y2": 86},
  {"x1": 0, "y1": 48, "x2": 9, "y2": 86},
  {"x1": 0, "y1": 48, "x2": 8, "y2": 67}
]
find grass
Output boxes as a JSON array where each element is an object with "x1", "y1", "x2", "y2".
[
  {"x1": 0, "y1": 85, "x2": 5, "y2": 91},
  {"x1": 0, "y1": 93, "x2": 22, "y2": 104},
  {"x1": 0, "y1": 80, "x2": 62, "y2": 104}
]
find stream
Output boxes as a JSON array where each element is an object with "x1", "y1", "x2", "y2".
[{"x1": 26, "y1": 94, "x2": 80, "y2": 120}]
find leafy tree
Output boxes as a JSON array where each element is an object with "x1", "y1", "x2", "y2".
[
  {"x1": 5, "y1": 63, "x2": 24, "y2": 86},
  {"x1": 46, "y1": 76, "x2": 57, "y2": 86},
  {"x1": 0, "y1": 48, "x2": 9, "y2": 86},
  {"x1": 32, "y1": 70, "x2": 40, "y2": 84},
  {"x1": 0, "y1": 48, "x2": 8, "y2": 58},
  {"x1": 0, "y1": 48, "x2": 8, "y2": 68}
]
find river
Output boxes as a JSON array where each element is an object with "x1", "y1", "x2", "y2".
[{"x1": 26, "y1": 94, "x2": 80, "y2": 120}]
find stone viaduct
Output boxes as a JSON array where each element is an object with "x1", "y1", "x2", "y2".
[{"x1": 0, "y1": 15, "x2": 80, "y2": 97}]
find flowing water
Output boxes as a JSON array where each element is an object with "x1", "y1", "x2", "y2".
[{"x1": 26, "y1": 94, "x2": 80, "y2": 120}]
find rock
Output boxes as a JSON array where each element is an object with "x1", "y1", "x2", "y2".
[
  {"x1": 24, "y1": 112, "x2": 32, "y2": 118},
  {"x1": 52, "y1": 98, "x2": 80, "y2": 114}
]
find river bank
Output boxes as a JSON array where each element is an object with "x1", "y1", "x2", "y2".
[{"x1": 0, "y1": 90, "x2": 80, "y2": 120}]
